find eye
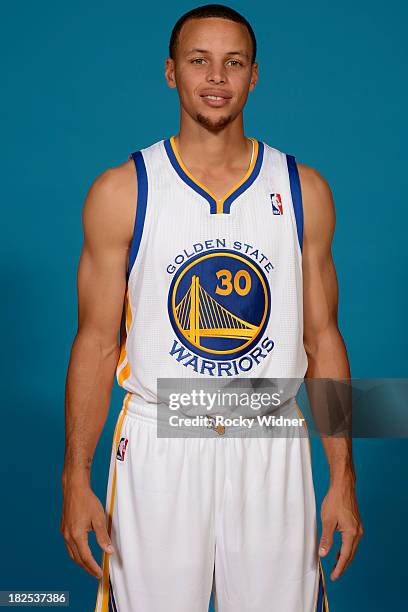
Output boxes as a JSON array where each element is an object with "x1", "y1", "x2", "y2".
[
  {"x1": 227, "y1": 59, "x2": 242, "y2": 67},
  {"x1": 191, "y1": 58, "x2": 206, "y2": 64}
]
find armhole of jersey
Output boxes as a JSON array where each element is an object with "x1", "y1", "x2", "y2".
[
  {"x1": 127, "y1": 150, "x2": 148, "y2": 279},
  {"x1": 286, "y1": 154, "x2": 304, "y2": 253}
]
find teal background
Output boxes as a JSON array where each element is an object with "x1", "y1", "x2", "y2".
[{"x1": 1, "y1": 0, "x2": 407, "y2": 610}]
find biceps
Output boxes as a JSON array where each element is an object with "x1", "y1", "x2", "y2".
[{"x1": 76, "y1": 244, "x2": 128, "y2": 345}]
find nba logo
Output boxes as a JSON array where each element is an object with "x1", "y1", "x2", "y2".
[
  {"x1": 270, "y1": 193, "x2": 283, "y2": 215},
  {"x1": 116, "y1": 437, "x2": 128, "y2": 461}
]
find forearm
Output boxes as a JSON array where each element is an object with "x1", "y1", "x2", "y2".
[
  {"x1": 63, "y1": 328, "x2": 120, "y2": 487},
  {"x1": 321, "y1": 437, "x2": 355, "y2": 489},
  {"x1": 305, "y1": 323, "x2": 350, "y2": 379},
  {"x1": 305, "y1": 325, "x2": 354, "y2": 485}
]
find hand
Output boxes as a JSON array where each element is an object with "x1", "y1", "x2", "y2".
[
  {"x1": 60, "y1": 474, "x2": 114, "y2": 578},
  {"x1": 319, "y1": 479, "x2": 363, "y2": 580}
]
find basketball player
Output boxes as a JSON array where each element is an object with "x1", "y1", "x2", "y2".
[{"x1": 61, "y1": 4, "x2": 363, "y2": 611}]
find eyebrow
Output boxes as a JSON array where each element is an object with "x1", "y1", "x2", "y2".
[{"x1": 186, "y1": 48, "x2": 249, "y2": 59}]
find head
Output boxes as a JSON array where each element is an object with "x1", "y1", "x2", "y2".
[{"x1": 165, "y1": 4, "x2": 258, "y2": 132}]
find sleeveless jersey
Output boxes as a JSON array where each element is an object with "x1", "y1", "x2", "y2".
[{"x1": 116, "y1": 136, "x2": 307, "y2": 404}]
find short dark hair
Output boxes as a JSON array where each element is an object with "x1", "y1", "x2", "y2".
[{"x1": 169, "y1": 4, "x2": 257, "y2": 64}]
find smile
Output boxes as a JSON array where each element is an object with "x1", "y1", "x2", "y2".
[{"x1": 199, "y1": 94, "x2": 232, "y2": 107}]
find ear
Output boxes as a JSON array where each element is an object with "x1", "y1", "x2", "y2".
[
  {"x1": 249, "y1": 62, "x2": 258, "y2": 91},
  {"x1": 165, "y1": 57, "x2": 177, "y2": 89}
]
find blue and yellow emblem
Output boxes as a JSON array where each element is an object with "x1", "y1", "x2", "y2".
[{"x1": 168, "y1": 249, "x2": 271, "y2": 361}]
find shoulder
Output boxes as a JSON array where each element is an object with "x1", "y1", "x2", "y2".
[
  {"x1": 297, "y1": 163, "x2": 333, "y2": 204},
  {"x1": 86, "y1": 158, "x2": 137, "y2": 209},
  {"x1": 82, "y1": 158, "x2": 137, "y2": 246}
]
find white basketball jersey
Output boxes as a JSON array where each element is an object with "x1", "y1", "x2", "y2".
[{"x1": 116, "y1": 136, "x2": 307, "y2": 402}]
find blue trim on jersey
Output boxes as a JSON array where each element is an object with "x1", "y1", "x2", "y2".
[
  {"x1": 128, "y1": 150, "x2": 148, "y2": 278},
  {"x1": 108, "y1": 576, "x2": 118, "y2": 612},
  {"x1": 163, "y1": 137, "x2": 264, "y2": 214},
  {"x1": 223, "y1": 141, "x2": 264, "y2": 213},
  {"x1": 163, "y1": 138, "x2": 217, "y2": 213},
  {"x1": 286, "y1": 154, "x2": 304, "y2": 252}
]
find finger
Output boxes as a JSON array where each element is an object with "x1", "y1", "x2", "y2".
[
  {"x1": 342, "y1": 527, "x2": 364, "y2": 572},
  {"x1": 72, "y1": 532, "x2": 103, "y2": 579},
  {"x1": 332, "y1": 550, "x2": 340, "y2": 574},
  {"x1": 342, "y1": 542, "x2": 358, "y2": 573},
  {"x1": 92, "y1": 517, "x2": 115, "y2": 554},
  {"x1": 61, "y1": 528, "x2": 75, "y2": 562},
  {"x1": 68, "y1": 538, "x2": 99, "y2": 577},
  {"x1": 76, "y1": 534, "x2": 103, "y2": 578},
  {"x1": 65, "y1": 541, "x2": 76, "y2": 562},
  {"x1": 331, "y1": 533, "x2": 354, "y2": 580},
  {"x1": 319, "y1": 521, "x2": 336, "y2": 557}
]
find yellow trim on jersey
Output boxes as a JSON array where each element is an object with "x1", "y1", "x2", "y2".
[
  {"x1": 96, "y1": 392, "x2": 132, "y2": 612},
  {"x1": 117, "y1": 363, "x2": 131, "y2": 385},
  {"x1": 125, "y1": 288, "x2": 132, "y2": 330},
  {"x1": 314, "y1": 559, "x2": 329, "y2": 612},
  {"x1": 320, "y1": 558, "x2": 330, "y2": 611},
  {"x1": 169, "y1": 136, "x2": 259, "y2": 214},
  {"x1": 116, "y1": 288, "x2": 133, "y2": 385}
]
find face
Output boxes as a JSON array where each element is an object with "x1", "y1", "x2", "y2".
[{"x1": 165, "y1": 17, "x2": 258, "y2": 132}]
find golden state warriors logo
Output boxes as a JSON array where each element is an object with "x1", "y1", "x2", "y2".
[{"x1": 168, "y1": 249, "x2": 271, "y2": 362}]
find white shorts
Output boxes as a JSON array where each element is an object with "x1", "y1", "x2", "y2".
[{"x1": 95, "y1": 393, "x2": 329, "y2": 612}]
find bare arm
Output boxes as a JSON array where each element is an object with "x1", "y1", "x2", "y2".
[
  {"x1": 60, "y1": 160, "x2": 136, "y2": 578},
  {"x1": 299, "y1": 164, "x2": 363, "y2": 581}
]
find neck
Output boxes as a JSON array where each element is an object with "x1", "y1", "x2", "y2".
[{"x1": 175, "y1": 113, "x2": 251, "y2": 171}]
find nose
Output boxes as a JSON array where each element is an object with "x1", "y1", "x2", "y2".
[{"x1": 206, "y1": 62, "x2": 227, "y2": 84}]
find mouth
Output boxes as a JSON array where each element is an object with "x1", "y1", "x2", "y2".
[{"x1": 199, "y1": 94, "x2": 232, "y2": 107}]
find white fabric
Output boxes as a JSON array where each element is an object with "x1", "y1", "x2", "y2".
[
  {"x1": 95, "y1": 397, "x2": 321, "y2": 612},
  {"x1": 117, "y1": 138, "x2": 307, "y2": 394}
]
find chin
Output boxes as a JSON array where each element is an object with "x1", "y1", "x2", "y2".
[{"x1": 196, "y1": 112, "x2": 234, "y2": 131}]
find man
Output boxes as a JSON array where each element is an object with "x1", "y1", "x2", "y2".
[{"x1": 61, "y1": 4, "x2": 363, "y2": 611}]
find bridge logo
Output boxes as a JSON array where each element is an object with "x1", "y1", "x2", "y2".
[{"x1": 167, "y1": 249, "x2": 271, "y2": 361}]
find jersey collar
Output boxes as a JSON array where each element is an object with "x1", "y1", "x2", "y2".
[{"x1": 163, "y1": 135, "x2": 264, "y2": 214}]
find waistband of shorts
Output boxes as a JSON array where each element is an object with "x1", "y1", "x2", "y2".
[
  {"x1": 121, "y1": 393, "x2": 308, "y2": 438},
  {"x1": 124, "y1": 394, "x2": 166, "y2": 423}
]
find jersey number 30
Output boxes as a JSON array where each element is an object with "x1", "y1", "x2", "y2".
[{"x1": 215, "y1": 269, "x2": 251, "y2": 296}]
